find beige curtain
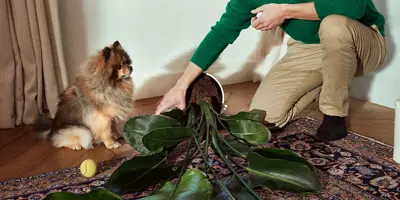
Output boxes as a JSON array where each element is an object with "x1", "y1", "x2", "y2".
[{"x1": 0, "y1": 0, "x2": 67, "y2": 129}]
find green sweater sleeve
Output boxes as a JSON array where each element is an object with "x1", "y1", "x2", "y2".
[
  {"x1": 314, "y1": 0, "x2": 367, "y2": 20},
  {"x1": 190, "y1": 0, "x2": 254, "y2": 71}
]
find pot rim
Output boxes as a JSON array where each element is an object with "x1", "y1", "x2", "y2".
[
  {"x1": 182, "y1": 72, "x2": 227, "y2": 114},
  {"x1": 204, "y1": 73, "x2": 225, "y2": 104}
]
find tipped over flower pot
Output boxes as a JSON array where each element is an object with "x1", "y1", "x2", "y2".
[{"x1": 185, "y1": 73, "x2": 227, "y2": 114}]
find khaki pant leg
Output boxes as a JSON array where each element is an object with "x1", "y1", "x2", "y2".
[
  {"x1": 318, "y1": 15, "x2": 387, "y2": 117},
  {"x1": 249, "y1": 39, "x2": 323, "y2": 128}
]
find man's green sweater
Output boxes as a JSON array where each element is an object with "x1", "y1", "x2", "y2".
[{"x1": 190, "y1": 0, "x2": 385, "y2": 71}]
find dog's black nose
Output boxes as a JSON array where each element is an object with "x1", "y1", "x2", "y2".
[{"x1": 128, "y1": 66, "x2": 133, "y2": 73}]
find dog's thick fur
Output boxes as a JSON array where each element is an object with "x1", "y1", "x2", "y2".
[{"x1": 37, "y1": 41, "x2": 134, "y2": 150}]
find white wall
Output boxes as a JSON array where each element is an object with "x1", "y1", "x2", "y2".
[
  {"x1": 59, "y1": 0, "x2": 399, "y2": 109},
  {"x1": 59, "y1": 0, "x2": 284, "y2": 100},
  {"x1": 350, "y1": 0, "x2": 399, "y2": 109}
]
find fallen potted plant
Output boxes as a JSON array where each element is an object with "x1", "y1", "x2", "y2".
[{"x1": 44, "y1": 73, "x2": 322, "y2": 200}]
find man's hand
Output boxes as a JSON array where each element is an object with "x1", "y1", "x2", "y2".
[
  {"x1": 250, "y1": 2, "x2": 320, "y2": 31},
  {"x1": 155, "y1": 85, "x2": 186, "y2": 115},
  {"x1": 250, "y1": 4, "x2": 290, "y2": 31},
  {"x1": 155, "y1": 62, "x2": 203, "y2": 115}
]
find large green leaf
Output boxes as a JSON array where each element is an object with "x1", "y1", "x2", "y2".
[
  {"x1": 139, "y1": 168, "x2": 213, "y2": 200},
  {"x1": 161, "y1": 108, "x2": 187, "y2": 126},
  {"x1": 252, "y1": 148, "x2": 314, "y2": 169},
  {"x1": 223, "y1": 120, "x2": 271, "y2": 146},
  {"x1": 44, "y1": 188, "x2": 122, "y2": 200},
  {"x1": 104, "y1": 154, "x2": 175, "y2": 195},
  {"x1": 142, "y1": 127, "x2": 198, "y2": 152},
  {"x1": 123, "y1": 115, "x2": 181, "y2": 154},
  {"x1": 212, "y1": 176, "x2": 256, "y2": 200},
  {"x1": 219, "y1": 111, "x2": 259, "y2": 121},
  {"x1": 246, "y1": 148, "x2": 322, "y2": 193}
]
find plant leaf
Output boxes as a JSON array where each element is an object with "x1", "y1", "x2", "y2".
[
  {"x1": 142, "y1": 127, "x2": 198, "y2": 152},
  {"x1": 161, "y1": 108, "x2": 186, "y2": 126},
  {"x1": 123, "y1": 115, "x2": 181, "y2": 154},
  {"x1": 138, "y1": 168, "x2": 213, "y2": 200},
  {"x1": 104, "y1": 154, "x2": 175, "y2": 195},
  {"x1": 44, "y1": 188, "x2": 122, "y2": 200},
  {"x1": 212, "y1": 176, "x2": 256, "y2": 200},
  {"x1": 252, "y1": 148, "x2": 314, "y2": 169},
  {"x1": 223, "y1": 120, "x2": 271, "y2": 146},
  {"x1": 246, "y1": 149, "x2": 322, "y2": 193},
  {"x1": 219, "y1": 111, "x2": 259, "y2": 121}
]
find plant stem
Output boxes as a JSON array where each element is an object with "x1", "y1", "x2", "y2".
[
  {"x1": 186, "y1": 104, "x2": 197, "y2": 128},
  {"x1": 206, "y1": 111, "x2": 247, "y2": 159},
  {"x1": 192, "y1": 137, "x2": 236, "y2": 200},
  {"x1": 196, "y1": 109, "x2": 205, "y2": 143},
  {"x1": 216, "y1": 131, "x2": 246, "y2": 158},
  {"x1": 204, "y1": 127, "x2": 210, "y2": 173},
  {"x1": 195, "y1": 109, "x2": 204, "y2": 132},
  {"x1": 211, "y1": 130, "x2": 262, "y2": 200},
  {"x1": 226, "y1": 153, "x2": 247, "y2": 171},
  {"x1": 169, "y1": 138, "x2": 194, "y2": 198},
  {"x1": 200, "y1": 102, "x2": 216, "y2": 173},
  {"x1": 219, "y1": 144, "x2": 247, "y2": 170},
  {"x1": 123, "y1": 156, "x2": 168, "y2": 188}
]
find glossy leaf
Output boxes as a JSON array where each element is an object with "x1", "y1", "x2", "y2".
[
  {"x1": 44, "y1": 188, "x2": 122, "y2": 200},
  {"x1": 138, "y1": 168, "x2": 213, "y2": 200},
  {"x1": 219, "y1": 111, "x2": 259, "y2": 121},
  {"x1": 104, "y1": 154, "x2": 175, "y2": 195},
  {"x1": 161, "y1": 108, "x2": 186, "y2": 125},
  {"x1": 142, "y1": 127, "x2": 198, "y2": 152},
  {"x1": 246, "y1": 149, "x2": 322, "y2": 193},
  {"x1": 212, "y1": 176, "x2": 256, "y2": 200},
  {"x1": 223, "y1": 120, "x2": 271, "y2": 146},
  {"x1": 252, "y1": 148, "x2": 314, "y2": 169},
  {"x1": 123, "y1": 115, "x2": 181, "y2": 154}
]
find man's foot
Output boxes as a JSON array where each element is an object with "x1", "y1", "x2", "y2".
[
  {"x1": 263, "y1": 122, "x2": 283, "y2": 133},
  {"x1": 315, "y1": 114, "x2": 347, "y2": 142}
]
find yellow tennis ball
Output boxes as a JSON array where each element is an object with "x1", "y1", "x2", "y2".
[{"x1": 80, "y1": 159, "x2": 97, "y2": 178}]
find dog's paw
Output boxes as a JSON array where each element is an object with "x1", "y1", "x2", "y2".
[
  {"x1": 105, "y1": 141, "x2": 121, "y2": 149},
  {"x1": 112, "y1": 135, "x2": 120, "y2": 140},
  {"x1": 112, "y1": 131, "x2": 122, "y2": 140},
  {"x1": 68, "y1": 144, "x2": 82, "y2": 151}
]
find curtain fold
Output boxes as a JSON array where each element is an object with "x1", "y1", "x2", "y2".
[{"x1": 0, "y1": 0, "x2": 67, "y2": 129}]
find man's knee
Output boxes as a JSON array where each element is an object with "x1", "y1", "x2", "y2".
[
  {"x1": 249, "y1": 101, "x2": 293, "y2": 128},
  {"x1": 319, "y1": 15, "x2": 353, "y2": 43}
]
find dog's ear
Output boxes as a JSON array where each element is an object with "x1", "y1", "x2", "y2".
[
  {"x1": 112, "y1": 40, "x2": 121, "y2": 48},
  {"x1": 103, "y1": 47, "x2": 111, "y2": 61}
]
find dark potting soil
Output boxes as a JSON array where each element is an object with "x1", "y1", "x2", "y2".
[{"x1": 186, "y1": 74, "x2": 222, "y2": 107}]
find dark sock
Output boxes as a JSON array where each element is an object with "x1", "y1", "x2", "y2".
[
  {"x1": 315, "y1": 114, "x2": 347, "y2": 142},
  {"x1": 263, "y1": 122, "x2": 283, "y2": 133}
]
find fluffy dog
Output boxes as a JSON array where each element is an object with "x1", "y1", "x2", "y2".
[{"x1": 37, "y1": 41, "x2": 134, "y2": 150}]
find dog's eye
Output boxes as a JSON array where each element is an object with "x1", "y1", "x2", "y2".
[{"x1": 117, "y1": 64, "x2": 122, "y2": 70}]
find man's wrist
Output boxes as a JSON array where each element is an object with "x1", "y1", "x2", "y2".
[
  {"x1": 281, "y1": 2, "x2": 320, "y2": 21},
  {"x1": 175, "y1": 78, "x2": 190, "y2": 91},
  {"x1": 283, "y1": 4, "x2": 295, "y2": 20}
]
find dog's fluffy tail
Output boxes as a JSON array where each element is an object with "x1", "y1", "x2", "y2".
[{"x1": 34, "y1": 114, "x2": 53, "y2": 140}]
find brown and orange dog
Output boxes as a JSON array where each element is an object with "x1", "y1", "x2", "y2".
[{"x1": 37, "y1": 41, "x2": 134, "y2": 150}]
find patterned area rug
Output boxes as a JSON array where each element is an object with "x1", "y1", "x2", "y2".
[{"x1": 1, "y1": 117, "x2": 400, "y2": 200}]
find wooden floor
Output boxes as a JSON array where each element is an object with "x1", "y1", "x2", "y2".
[{"x1": 0, "y1": 82, "x2": 395, "y2": 182}]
